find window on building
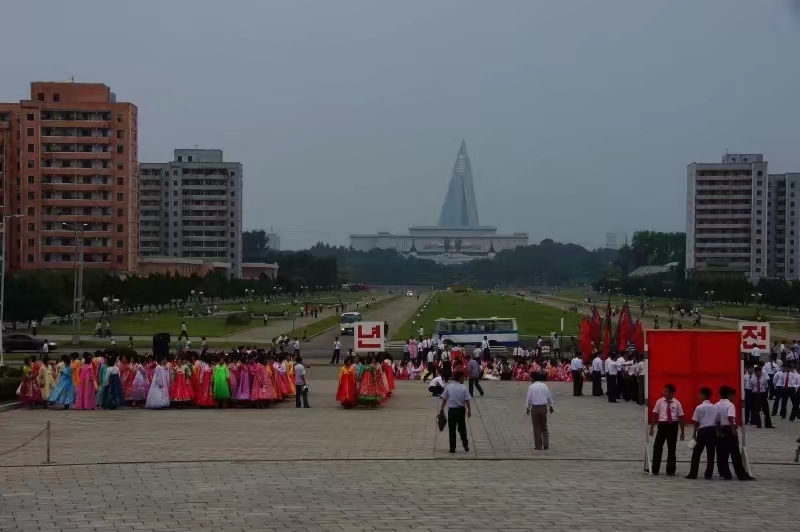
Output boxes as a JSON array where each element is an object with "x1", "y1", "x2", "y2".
[
  {"x1": 53, "y1": 93, "x2": 60, "y2": 102},
  {"x1": 27, "y1": 254, "x2": 34, "y2": 263},
  {"x1": 173, "y1": 180, "x2": 178, "y2": 186},
  {"x1": 791, "y1": 259, "x2": 795, "y2": 265},
  {"x1": 177, "y1": 156, "x2": 182, "y2": 162},
  {"x1": 173, "y1": 232, "x2": 178, "y2": 238},
  {"x1": 230, "y1": 232, "x2": 234, "y2": 238},
  {"x1": 173, "y1": 201, "x2": 177, "y2": 207},
  {"x1": 757, "y1": 210, "x2": 762, "y2": 215},
  {"x1": 164, "y1": 201, "x2": 169, "y2": 208},
  {"x1": 116, "y1": 114, "x2": 123, "y2": 123},
  {"x1": 27, "y1": 176, "x2": 34, "y2": 184},
  {"x1": 231, "y1": 172, "x2": 235, "y2": 177},
  {"x1": 27, "y1": 192, "x2": 34, "y2": 200},
  {"x1": 173, "y1": 170, "x2": 178, "y2": 176},
  {"x1": 757, "y1": 219, "x2": 762, "y2": 225},
  {"x1": 117, "y1": 224, "x2": 123, "y2": 232},
  {"x1": 116, "y1": 145, "x2": 123, "y2": 154},
  {"x1": 117, "y1": 177, "x2": 124, "y2": 186},
  {"x1": 26, "y1": 113, "x2": 34, "y2": 121},
  {"x1": 173, "y1": 222, "x2": 177, "y2": 227},
  {"x1": 116, "y1": 130, "x2": 123, "y2": 139},
  {"x1": 27, "y1": 207, "x2": 34, "y2": 216},
  {"x1": 756, "y1": 258, "x2": 762, "y2": 264},
  {"x1": 757, "y1": 190, "x2": 762, "y2": 196},
  {"x1": 27, "y1": 223, "x2": 34, "y2": 231},
  {"x1": 188, "y1": 156, "x2": 193, "y2": 162},
  {"x1": 116, "y1": 240, "x2": 123, "y2": 248},
  {"x1": 26, "y1": 144, "x2": 34, "y2": 153},
  {"x1": 757, "y1": 171, "x2": 763, "y2": 176},
  {"x1": 230, "y1": 242, "x2": 235, "y2": 248},
  {"x1": 26, "y1": 127, "x2": 34, "y2": 136},
  {"x1": 756, "y1": 200, "x2": 762, "y2": 205},
  {"x1": 36, "y1": 93, "x2": 44, "y2": 102},
  {"x1": 116, "y1": 193, "x2": 124, "y2": 201},
  {"x1": 756, "y1": 268, "x2": 761, "y2": 273},
  {"x1": 117, "y1": 164, "x2": 123, "y2": 170},
  {"x1": 117, "y1": 208, "x2": 123, "y2": 216},
  {"x1": 230, "y1": 222, "x2": 234, "y2": 227},
  {"x1": 117, "y1": 255, "x2": 123, "y2": 264},
  {"x1": 757, "y1": 229, "x2": 762, "y2": 234},
  {"x1": 27, "y1": 239, "x2": 34, "y2": 247},
  {"x1": 757, "y1": 180, "x2": 763, "y2": 186}
]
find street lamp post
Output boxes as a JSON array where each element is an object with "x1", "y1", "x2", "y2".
[
  {"x1": 64, "y1": 223, "x2": 88, "y2": 346},
  {"x1": 0, "y1": 214, "x2": 25, "y2": 366},
  {"x1": 705, "y1": 290, "x2": 714, "y2": 306}
]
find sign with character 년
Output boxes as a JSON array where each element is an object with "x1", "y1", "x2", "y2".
[
  {"x1": 355, "y1": 321, "x2": 385, "y2": 352},
  {"x1": 738, "y1": 321, "x2": 770, "y2": 353}
]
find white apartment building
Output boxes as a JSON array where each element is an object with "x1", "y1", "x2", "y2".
[
  {"x1": 686, "y1": 154, "x2": 768, "y2": 282},
  {"x1": 767, "y1": 173, "x2": 800, "y2": 280},
  {"x1": 139, "y1": 149, "x2": 243, "y2": 277}
]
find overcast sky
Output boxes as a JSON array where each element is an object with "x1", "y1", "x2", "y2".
[{"x1": 2, "y1": 0, "x2": 800, "y2": 249}]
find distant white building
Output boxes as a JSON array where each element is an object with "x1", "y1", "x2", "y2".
[
  {"x1": 605, "y1": 232, "x2": 618, "y2": 250},
  {"x1": 349, "y1": 140, "x2": 528, "y2": 263}
]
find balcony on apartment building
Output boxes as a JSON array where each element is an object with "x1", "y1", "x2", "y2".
[{"x1": 42, "y1": 175, "x2": 114, "y2": 188}]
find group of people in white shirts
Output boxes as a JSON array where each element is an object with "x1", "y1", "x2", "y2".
[{"x1": 743, "y1": 356, "x2": 800, "y2": 428}]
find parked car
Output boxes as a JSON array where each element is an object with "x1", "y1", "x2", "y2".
[{"x1": 1, "y1": 333, "x2": 57, "y2": 352}]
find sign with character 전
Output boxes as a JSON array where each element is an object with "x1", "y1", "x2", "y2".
[
  {"x1": 738, "y1": 321, "x2": 770, "y2": 353},
  {"x1": 355, "y1": 321, "x2": 385, "y2": 352}
]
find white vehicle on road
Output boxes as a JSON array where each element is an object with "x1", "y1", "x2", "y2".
[
  {"x1": 406, "y1": 290, "x2": 414, "y2": 297},
  {"x1": 339, "y1": 312, "x2": 362, "y2": 335}
]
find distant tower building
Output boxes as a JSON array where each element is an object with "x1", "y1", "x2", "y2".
[
  {"x1": 605, "y1": 232, "x2": 618, "y2": 250},
  {"x1": 437, "y1": 139, "x2": 480, "y2": 228}
]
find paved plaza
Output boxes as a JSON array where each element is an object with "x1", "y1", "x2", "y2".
[{"x1": 1, "y1": 371, "x2": 799, "y2": 531}]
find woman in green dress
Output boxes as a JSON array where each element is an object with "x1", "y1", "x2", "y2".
[{"x1": 212, "y1": 355, "x2": 231, "y2": 406}]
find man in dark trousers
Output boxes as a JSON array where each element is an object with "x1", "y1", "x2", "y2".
[
  {"x1": 467, "y1": 354, "x2": 484, "y2": 397},
  {"x1": 686, "y1": 387, "x2": 717, "y2": 479},
  {"x1": 715, "y1": 386, "x2": 755, "y2": 481},
  {"x1": 570, "y1": 354, "x2": 584, "y2": 396},
  {"x1": 591, "y1": 352, "x2": 604, "y2": 396},
  {"x1": 750, "y1": 366, "x2": 774, "y2": 428},
  {"x1": 648, "y1": 383, "x2": 685, "y2": 476},
  {"x1": 437, "y1": 371, "x2": 471, "y2": 453}
]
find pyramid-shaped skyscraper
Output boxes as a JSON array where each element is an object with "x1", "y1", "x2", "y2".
[
  {"x1": 437, "y1": 139, "x2": 480, "y2": 228},
  {"x1": 348, "y1": 139, "x2": 528, "y2": 263}
]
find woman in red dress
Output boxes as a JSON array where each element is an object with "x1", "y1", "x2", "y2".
[
  {"x1": 336, "y1": 357, "x2": 358, "y2": 408},
  {"x1": 193, "y1": 354, "x2": 217, "y2": 408},
  {"x1": 382, "y1": 355, "x2": 395, "y2": 396},
  {"x1": 170, "y1": 357, "x2": 195, "y2": 404}
]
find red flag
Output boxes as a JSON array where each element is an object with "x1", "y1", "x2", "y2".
[
  {"x1": 580, "y1": 318, "x2": 593, "y2": 363},
  {"x1": 616, "y1": 302, "x2": 634, "y2": 353},
  {"x1": 631, "y1": 319, "x2": 645, "y2": 353},
  {"x1": 601, "y1": 298, "x2": 612, "y2": 359},
  {"x1": 589, "y1": 305, "x2": 601, "y2": 346}
]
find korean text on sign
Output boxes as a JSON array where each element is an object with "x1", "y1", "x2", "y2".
[
  {"x1": 355, "y1": 321, "x2": 385, "y2": 352},
  {"x1": 738, "y1": 321, "x2": 770, "y2": 353}
]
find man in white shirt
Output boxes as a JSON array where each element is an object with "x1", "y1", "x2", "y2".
[
  {"x1": 789, "y1": 365, "x2": 800, "y2": 421},
  {"x1": 591, "y1": 353, "x2": 604, "y2": 397},
  {"x1": 179, "y1": 321, "x2": 188, "y2": 341},
  {"x1": 438, "y1": 371, "x2": 471, "y2": 453},
  {"x1": 750, "y1": 345, "x2": 761, "y2": 365},
  {"x1": 525, "y1": 372, "x2": 554, "y2": 450},
  {"x1": 771, "y1": 365, "x2": 791, "y2": 419},
  {"x1": 648, "y1": 383, "x2": 685, "y2": 476},
  {"x1": 422, "y1": 350, "x2": 436, "y2": 383},
  {"x1": 481, "y1": 336, "x2": 490, "y2": 361},
  {"x1": 330, "y1": 337, "x2": 341, "y2": 365},
  {"x1": 636, "y1": 356, "x2": 646, "y2": 406},
  {"x1": 294, "y1": 356, "x2": 310, "y2": 408},
  {"x1": 605, "y1": 356, "x2": 618, "y2": 403},
  {"x1": 715, "y1": 386, "x2": 755, "y2": 481},
  {"x1": 763, "y1": 356, "x2": 779, "y2": 399},
  {"x1": 743, "y1": 366, "x2": 754, "y2": 425},
  {"x1": 418, "y1": 326, "x2": 424, "y2": 342},
  {"x1": 686, "y1": 387, "x2": 717, "y2": 479},
  {"x1": 615, "y1": 353, "x2": 628, "y2": 401},
  {"x1": 750, "y1": 366, "x2": 773, "y2": 428},
  {"x1": 570, "y1": 355, "x2": 584, "y2": 396},
  {"x1": 428, "y1": 374, "x2": 446, "y2": 397}
]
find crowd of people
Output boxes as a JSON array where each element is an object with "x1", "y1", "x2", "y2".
[
  {"x1": 335, "y1": 354, "x2": 395, "y2": 408},
  {"x1": 17, "y1": 347, "x2": 307, "y2": 410}
]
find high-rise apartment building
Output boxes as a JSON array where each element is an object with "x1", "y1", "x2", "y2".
[
  {"x1": 0, "y1": 82, "x2": 138, "y2": 273},
  {"x1": 766, "y1": 173, "x2": 800, "y2": 280},
  {"x1": 139, "y1": 149, "x2": 243, "y2": 278},
  {"x1": 686, "y1": 154, "x2": 768, "y2": 282}
]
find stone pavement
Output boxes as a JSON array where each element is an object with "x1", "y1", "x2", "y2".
[{"x1": 1, "y1": 374, "x2": 799, "y2": 531}]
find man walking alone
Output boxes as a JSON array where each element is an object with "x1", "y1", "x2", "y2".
[
  {"x1": 467, "y1": 354, "x2": 484, "y2": 397},
  {"x1": 437, "y1": 371, "x2": 471, "y2": 453},
  {"x1": 525, "y1": 373, "x2": 554, "y2": 450},
  {"x1": 570, "y1": 354, "x2": 584, "y2": 396}
]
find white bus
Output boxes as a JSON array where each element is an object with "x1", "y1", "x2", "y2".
[{"x1": 432, "y1": 317, "x2": 519, "y2": 347}]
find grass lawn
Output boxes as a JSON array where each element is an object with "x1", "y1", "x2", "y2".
[
  {"x1": 392, "y1": 292, "x2": 581, "y2": 341},
  {"x1": 40, "y1": 313, "x2": 255, "y2": 338}
]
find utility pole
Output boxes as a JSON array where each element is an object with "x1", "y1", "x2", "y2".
[{"x1": 64, "y1": 223, "x2": 87, "y2": 346}]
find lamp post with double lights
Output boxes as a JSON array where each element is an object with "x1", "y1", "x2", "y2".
[
  {"x1": 0, "y1": 214, "x2": 25, "y2": 366},
  {"x1": 63, "y1": 223, "x2": 88, "y2": 346}
]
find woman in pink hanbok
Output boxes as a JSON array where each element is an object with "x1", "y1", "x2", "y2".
[
  {"x1": 128, "y1": 357, "x2": 150, "y2": 406},
  {"x1": 250, "y1": 354, "x2": 279, "y2": 404},
  {"x1": 233, "y1": 358, "x2": 252, "y2": 401},
  {"x1": 73, "y1": 354, "x2": 97, "y2": 410}
]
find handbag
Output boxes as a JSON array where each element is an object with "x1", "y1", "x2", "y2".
[
  {"x1": 688, "y1": 437, "x2": 697, "y2": 450},
  {"x1": 437, "y1": 411, "x2": 447, "y2": 432}
]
